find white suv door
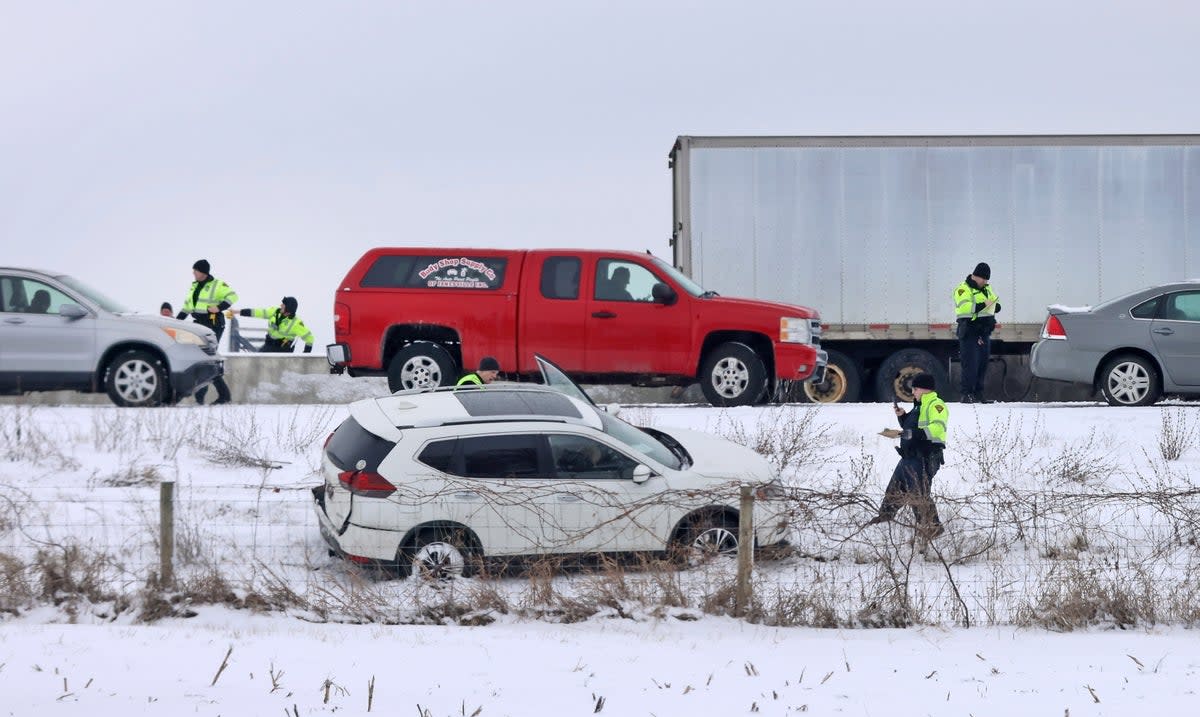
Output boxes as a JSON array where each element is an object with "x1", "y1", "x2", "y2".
[{"x1": 546, "y1": 432, "x2": 668, "y2": 552}]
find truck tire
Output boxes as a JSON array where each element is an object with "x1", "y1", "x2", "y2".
[
  {"x1": 874, "y1": 349, "x2": 947, "y2": 403},
  {"x1": 699, "y1": 342, "x2": 768, "y2": 407},
  {"x1": 387, "y1": 342, "x2": 457, "y2": 393},
  {"x1": 801, "y1": 349, "x2": 861, "y2": 404}
]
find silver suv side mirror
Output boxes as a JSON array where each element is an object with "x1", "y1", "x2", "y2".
[{"x1": 59, "y1": 303, "x2": 88, "y2": 320}]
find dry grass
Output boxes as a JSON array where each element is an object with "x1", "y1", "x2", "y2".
[{"x1": 3, "y1": 403, "x2": 1200, "y2": 632}]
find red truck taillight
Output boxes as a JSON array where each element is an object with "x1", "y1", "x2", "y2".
[{"x1": 333, "y1": 302, "x2": 350, "y2": 336}]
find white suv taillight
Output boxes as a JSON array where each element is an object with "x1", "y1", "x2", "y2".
[
  {"x1": 338, "y1": 470, "x2": 397, "y2": 498},
  {"x1": 1041, "y1": 315, "x2": 1067, "y2": 340}
]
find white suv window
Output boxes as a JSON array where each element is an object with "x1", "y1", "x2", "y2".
[
  {"x1": 459, "y1": 434, "x2": 544, "y2": 479},
  {"x1": 549, "y1": 434, "x2": 637, "y2": 480}
]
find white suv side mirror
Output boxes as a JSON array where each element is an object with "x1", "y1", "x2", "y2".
[{"x1": 632, "y1": 464, "x2": 652, "y2": 483}]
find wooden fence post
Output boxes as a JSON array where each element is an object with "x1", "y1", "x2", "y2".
[
  {"x1": 735, "y1": 485, "x2": 754, "y2": 616},
  {"x1": 160, "y1": 481, "x2": 175, "y2": 586}
]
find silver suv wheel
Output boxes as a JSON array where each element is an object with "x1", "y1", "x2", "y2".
[{"x1": 105, "y1": 350, "x2": 166, "y2": 407}]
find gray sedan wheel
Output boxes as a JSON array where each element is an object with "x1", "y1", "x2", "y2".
[
  {"x1": 105, "y1": 350, "x2": 166, "y2": 407},
  {"x1": 1099, "y1": 354, "x2": 1160, "y2": 407}
]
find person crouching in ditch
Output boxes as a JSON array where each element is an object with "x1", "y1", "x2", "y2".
[{"x1": 867, "y1": 373, "x2": 947, "y2": 540}]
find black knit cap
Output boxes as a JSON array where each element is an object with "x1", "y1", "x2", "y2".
[
  {"x1": 160, "y1": 302, "x2": 172, "y2": 312},
  {"x1": 282, "y1": 296, "x2": 298, "y2": 314},
  {"x1": 911, "y1": 373, "x2": 936, "y2": 391},
  {"x1": 193, "y1": 259, "x2": 211, "y2": 274},
  {"x1": 478, "y1": 356, "x2": 500, "y2": 372},
  {"x1": 973, "y1": 262, "x2": 991, "y2": 280}
]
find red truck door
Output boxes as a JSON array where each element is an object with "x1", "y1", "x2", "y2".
[
  {"x1": 518, "y1": 254, "x2": 588, "y2": 371},
  {"x1": 585, "y1": 257, "x2": 692, "y2": 374}
]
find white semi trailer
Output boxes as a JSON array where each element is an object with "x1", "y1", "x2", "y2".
[{"x1": 670, "y1": 135, "x2": 1200, "y2": 402}]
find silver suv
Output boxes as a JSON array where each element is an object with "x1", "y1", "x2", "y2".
[{"x1": 0, "y1": 268, "x2": 224, "y2": 407}]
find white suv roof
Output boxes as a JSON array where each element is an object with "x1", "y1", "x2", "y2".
[{"x1": 350, "y1": 385, "x2": 603, "y2": 442}]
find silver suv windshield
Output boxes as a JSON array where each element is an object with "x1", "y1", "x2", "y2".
[{"x1": 56, "y1": 275, "x2": 130, "y2": 313}]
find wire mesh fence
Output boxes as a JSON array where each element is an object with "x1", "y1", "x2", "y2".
[
  {"x1": 1, "y1": 479, "x2": 1197, "y2": 628},
  {"x1": 2, "y1": 402, "x2": 1199, "y2": 628}
]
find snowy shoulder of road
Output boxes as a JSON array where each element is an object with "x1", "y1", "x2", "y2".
[{"x1": 3, "y1": 614, "x2": 1198, "y2": 716}]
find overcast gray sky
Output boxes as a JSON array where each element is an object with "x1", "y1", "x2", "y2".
[{"x1": 2, "y1": 1, "x2": 1197, "y2": 345}]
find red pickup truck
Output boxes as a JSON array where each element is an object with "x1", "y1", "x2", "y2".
[{"x1": 326, "y1": 248, "x2": 826, "y2": 406}]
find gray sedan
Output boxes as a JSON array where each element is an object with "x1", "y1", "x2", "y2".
[{"x1": 1031, "y1": 281, "x2": 1200, "y2": 406}]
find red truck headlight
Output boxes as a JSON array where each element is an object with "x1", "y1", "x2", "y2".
[{"x1": 780, "y1": 317, "x2": 811, "y2": 343}]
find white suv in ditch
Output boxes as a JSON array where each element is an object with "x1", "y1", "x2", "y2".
[{"x1": 312, "y1": 356, "x2": 790, "y2": 577}]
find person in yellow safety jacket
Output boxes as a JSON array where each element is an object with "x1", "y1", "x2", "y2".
[
  {"x1": 867, "y1": 372, "x2": 947, "y2": 540},
  {"x1": 456, "y1": 356, "x2": 501, "y2": 386},
  {"x1": 953, "y1": 261, "x2": 1001, "y2": 403},
  {"x1": 177, "y1": 258, "x2": 237, "y2": 405},
  {"x1": 236, "y1": 296, "x2": 315, "y2": 353}
]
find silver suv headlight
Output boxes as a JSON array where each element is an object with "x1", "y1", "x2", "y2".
[
  {"x1": 161, "y1": 326, "x2": 206, "y2": 346},
  {"x1": 780, "y1": 317, "x2": 811, "y2": 344}
]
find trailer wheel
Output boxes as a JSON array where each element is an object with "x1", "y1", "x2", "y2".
[
  {"x1": 699, "y1": 342, "x2": 768, "y2": 406},
  {"x1": 875, "y1": 349, "x2": 947, "y2": 403},
  {"x1": 387, "y1": 342, "x2": 457, "y2": 393},
  {"x1": 801, "y1": 349, "x2": 861, "y2": 403}
]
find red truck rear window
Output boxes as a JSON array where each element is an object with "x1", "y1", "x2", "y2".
[{"x1": 360, "y1": 255, "x2": 508, "y2": 290}]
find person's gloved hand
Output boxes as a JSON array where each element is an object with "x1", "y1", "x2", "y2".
[
  {"x1": 879, "y1": 428, "x2": 902, "y2": 439},
  {"x1": 239, "y1": 308, "x2": 253, "y2": 317},
  {"x1": 224, "y1": 309, "x2": 234, "y2": 319},
  {"x1": 303, "y1": 344, "x2": 313, "y2": 354}
]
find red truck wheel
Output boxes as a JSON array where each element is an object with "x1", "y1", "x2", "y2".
[
  {"x1": 387, "y1": 342, "x2": 457, "y2": 393},
  {"x1": 699, "y1": 342, "x2": 767, "y2": 406}
]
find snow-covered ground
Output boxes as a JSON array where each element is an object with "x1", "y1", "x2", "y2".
[{"x1": 2, "y1": 398, "x2": 1199, "y2": 714}]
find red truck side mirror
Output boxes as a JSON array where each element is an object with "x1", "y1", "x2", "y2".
[{"x1": 651, "y1": 282, "x2": 677, "y2": 306}]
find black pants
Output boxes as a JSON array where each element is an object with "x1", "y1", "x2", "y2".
[
  {"x1": 195, "y1": 318, "x2": 232, "y2": 404},
  {"x1": 958, "y1": 331, "x2": 991, "y2": 397},
  {"x1": 876, "y1": 454, "x2": 942, "y2": 530}
]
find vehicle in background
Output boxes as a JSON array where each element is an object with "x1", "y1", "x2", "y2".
[
  {"x1": 326, "y1": 248, "x2": 826, "y2": 407},
  {"x1": 311, "y1": 355, "x2": 790, "y2": 577},
  {"x1": 1032, "y1": 281, "x2": 1200, "y2": 406},
  {"x1": 0, "y1": 267, "x2": 223, "y2": 407},
  {"x1": 671, "y1": 135, "x2": 1200, "y2": 402}
]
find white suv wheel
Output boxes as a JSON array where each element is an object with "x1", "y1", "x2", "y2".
[{"x1": 411, "y1": 540, "x2": 466, "y2": 580}]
